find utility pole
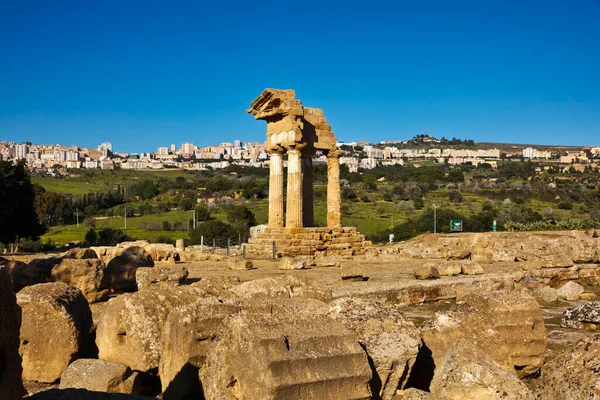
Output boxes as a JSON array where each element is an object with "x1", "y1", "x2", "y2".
[
  {"x1": 193, "y1": 209, "x2": 196, "y2": 230},
  {"x1": 433, "y1": 204, "x2": 437, "y2": 234},
  {"x1": 124, "y1": 207, "x2": 127, "y2": 230},
  {"x1": 76, "y1": 209, "x2": 79, "y2": 228}
]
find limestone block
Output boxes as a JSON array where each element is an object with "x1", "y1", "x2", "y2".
[
  {"x1": 424, "y1": 261, "x2": 461, "y2": 276},
  {"x1": 190, "y1": 276, "x2": 241, "y2": 299},
  {"x1": 341, "y1": 264, "x2": 368, "y2": 281},
  {"x1": 226, "y1": 257, "x2": 254, "y2": 271},
  {"x1": 430, "y1": 342, "x2": 535, "y2": 400},
  {"x1": 159, "y1": 299, "x2": 240, "y2": 400},
  {"x1": 200, "y1": 313, "x2": 373, "y2": 399},
  {"x1": 394, "y1": 388, "x2": 433, "y2": 399},
  {"x1": 95, "y1": 286, "x2": 199, "y2": 372},
  {"x1": 279, "y1": 257, "x2": 307, "y2": 270},
  {"x1": 0, "y1": 257, "x2": 42, "y2": 291},
  {"x1": 460, "y1": 260, "x2": 484, "y2": 275},
  {"x1": 17, "y1": 283, "x2": 93, "y2": 383},
  {"x1": 557, "y1": 281, "x2": 585, "y2": 301},
  {"x1": 104, "y1": 246, "x2": 154, "y2": 292},
  {"x1": 561, "y1": 301, "x2": 600, "y2": 330},
  {"x1": 532, "y1": 286, "x2": 559, "y2": 303},
  {"x1": 63, "y1": 248, "x2": 98, "y2": 259},
  {"x1": 143, "y1": 243, "x2": 180, "y2": 263},
  {"x1": 0, "y1": 266, "x2": 26, "y2": 399},
  {"x1": 229, "y1": 276, "x2": 332, "y2": 302},
  {"x1": 421, "y1": 290, "x2": 546, "y2": 378},
  {"x1": 414, "y1": 265, "x2": 439, "y2": 280},
  {"x1": 328, "y1": 298, "x2": 421, "y2": 400},
  {"x1": 59, "y1": 359, "x2": 140, "y2": 394},
  {"x1": 580, "y1": 292, "x2": 597, "y2": 301},
  {"x1": 135, "y1": 266, "x2": 188, "y2": 290},
  {"x1": 538, "y1": 335, "x2": 600, "y2": 399},
  {"x1": 51, "y1": 258, "x2": 110, "y2": 303}
]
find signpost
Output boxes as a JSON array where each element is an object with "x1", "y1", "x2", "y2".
[
  {"x1": 493, "y1": 219, "x2": 497, "y2": 232},
  {"x1": 450, "y1": 220, "x2": 463, "y2": 232}
]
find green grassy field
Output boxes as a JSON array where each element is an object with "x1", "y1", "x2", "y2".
[{"x1": 32, "y1": 177, "x2": 109, "y2": 195}]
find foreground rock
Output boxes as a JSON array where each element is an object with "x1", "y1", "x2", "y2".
[
  {"x1": 63, "y1": 248, "x2": 98, "y2": 259},
  {"x1": 51, "y1": 258, "x2": 110, "y2": 302},
  {"x1": 229, "y1": 275, "x2": 333, "y2": 302},
  {"x1": 279, "y1": 257, "x2": 307, "y2": 270},
  {"x1": 414, "y1": 265, "x2": 439, "y2": 280},
  {"x1": 0, "y1": 257, "x2": 41, "y2": 291},
  {"x1": 421, "y1": 289, "x2": 546, "y2": 378},
  {"x1": 430, "y1": 342, "x2": 535, "y2": 400},
  {"x1": 226, "y1": 257, "x2": 254, "y2": 271},
  {"x1": 159, "y1": 299, "x2": 240, "y2": 400},
  {"x1": 394, "y1": 388, "x2": 432, "y2": 399},
  {"x1": 561, "y1": 301, "x2": 600, "y2": 330},
  {"x1": 459, "y1": 260, "x2": 484, "y2": 275},
  {"x1": 328, "y1": 298, "x2": 420, "y2": 400},
  {"x1": 135, "y1": 266, "x2": 188, "y2": 290},
  {"x1": 17, "y1": 283, "x2": 93, "y2": 383},
  {"x1": 556, "y1": 281, "x2": 585, "y2": 301},
  {"x1": 95, "y1": 286, "x2": 199, "y2": 372},
  {"x1": 104, "y1": 246, "x2": 154, "y2": 292},
  {"x1": 0, "y1": 266, "x2": 26, "y2": 400},
  {"x1": 27, "y1": 388, "x2": 152, "y2": 399},
  {"x1": 200, "y1": 313, "x2": 372, "y2": 399},
  {"x1": 59, "y1": 359, "x2": 140, "y2": 394},
  {"x1": 538, "y1": 335, "x2": 600, "y2": 399}
]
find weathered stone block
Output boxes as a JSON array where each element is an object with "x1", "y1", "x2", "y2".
[
  {"x1": 17, "y1": 283, "x2": 93, "y2": 383},
  {"x1": 200, "y1": 313, "x2": 373, "y2": 399},
  {"x1": 59, "y1": 359, "x2": 140, "y2": 394}
]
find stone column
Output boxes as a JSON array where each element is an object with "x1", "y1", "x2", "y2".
[
  {"x1": 302, "y1": 156, "x2": 314, "y2": 227},
  {"x1": 286, "y1": 147, "x2": 304, "y2": 228},
  {"x1": 327, "y1": 150, "x2": 344, "y2": 228},
  {"x1": 267, "y1": 147, "x2": 285, "y2": 228}
]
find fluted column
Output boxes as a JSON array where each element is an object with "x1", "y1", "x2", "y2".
[
  {"x1": 267, "y1": 147, "x2": 285, "y2": 228},
  {"x1": 302, "y1": 155, "x2": 314, "y2": 227},
  {"x1": 327, "y1": 150, "x2": 344, "y2": 228},
  {"x1": 286, "y1": 147, "x2": 304, "y2": 228}
]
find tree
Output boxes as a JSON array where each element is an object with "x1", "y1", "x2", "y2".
[
  {"x1": 0, "y1": 160, "x2": 44, "y2": 245},
  {"x1": 188, "y1": 220, "x2": 238, "y2": 245},
  {"x1": 195, "y1": 205, "x2": 211, "y2": 222}
]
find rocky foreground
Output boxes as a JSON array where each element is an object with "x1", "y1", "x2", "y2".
[{"x1": 1, "y1": 230, "x2": 600, "y2": 399}]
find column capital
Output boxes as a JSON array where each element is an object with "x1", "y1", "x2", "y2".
[
  {"x1": 327, "y1": 149, "x2": 345, "y2": 159},
  {"x1": 265, "y1": 145, "x2": 285, "y2": 155},
  {"x1": 284, "y1": 143, "x2": 307, "y2": 153}
]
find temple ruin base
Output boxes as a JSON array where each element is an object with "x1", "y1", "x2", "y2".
[{"x1": 247, "y1": 227, "x2": 372, "y2": 257}]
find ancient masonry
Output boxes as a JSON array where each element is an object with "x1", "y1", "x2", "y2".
[{"x1": 246, "y1": 89, "x2": 371, "y2": 256}]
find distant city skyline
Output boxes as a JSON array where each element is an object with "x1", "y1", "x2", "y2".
[{"x1": 1, "y1": 0, "x2": 599, "y2": 153}]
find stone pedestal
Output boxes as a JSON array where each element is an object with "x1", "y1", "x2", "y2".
[
  {"x1": 286, "y1": 148, "x2": 303, "y2": 228},
  {"x1": 327, "y1": 150, "x2": 343, "y2": 228},
  {"x1": 267, "y1": 149, "x2": 285, "y2": 228}
]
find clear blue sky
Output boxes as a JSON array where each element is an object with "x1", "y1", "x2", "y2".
[{"x1": 1, "y1": 0, "x2": 599, "y2": 153}]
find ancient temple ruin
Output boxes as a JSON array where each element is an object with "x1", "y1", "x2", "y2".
[{"x1": 246, "y1": 89, "x2": 371, "y2": 256}]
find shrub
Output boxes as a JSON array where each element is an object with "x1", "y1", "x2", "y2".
[
  {"x1": 178, "y1": 198, "x2": 194, "y2": 211},
  {"x1": 195, "y1": 205, "x2": 211, "y2": 222},
  {"x1": 341, "y1": 187, "x2": 357, "y2": 201},
  {"x1": 448, "y1": 190, "x2": 463, "y2": 203},
  {"x1": 558, "y1": 201, "x2": 573, "y2": 210},
  {"x1": 188, "y1": 220, "x2": 238, "y2": 245},
  {"x1": 84, "y1": 228, "x2": 130, "y2": 246},
  {"x1": 413, "y1": 198, "x2": 424, "y2": 210},
  {"x1": 162, "y1": 221, "x2": 172, "y2": 231}
]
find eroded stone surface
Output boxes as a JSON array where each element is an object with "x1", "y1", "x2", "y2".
[
  {"x1": 59, "y1": 358, "x2": 140, "y2": 394},
  {"x1": 430, "y1": 342, "x2": 536, "y2": 400},
  {"x1": 135, "y1": 266, "x2": 188, "y2": 290},
  {"x1": 159, "y1": 299, "x2": 240, "y2": 400},
  {"x1": 0, "y1": 266, "x2": 26, "y2": 399},
  {"x1": 229, "y1": 275, "x2": 333, "y2": 302},
  {"x1": 200, "y1": 313, "x2": 373, "y2": 399},
  {"x1": 561, "y1": 301, "x2": 600, "y2": 330},
  {"x1": 328, "y1": 298, "x2": 420, "y2": 400},
  {"x1": 51, "y1": 258, "x2": 110, "y2": 303},
  {"x1": 17, "y1": 283, "x2": 93, "y2": 383},
  {"x1": 95, "y1": 285, "x2": 199, "y2": 372},
  {"x1": 421, "y1": 289, "x2": 546, "y2": 379},
  {"x1": 538, "y1": 335, "x2": 600, "y2": 399}
]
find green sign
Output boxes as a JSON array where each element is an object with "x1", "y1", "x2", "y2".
[
  {"x1": 493, "y1": 219, "x2": 497, "y2": 232},
  {"x1": 451, "y1": 220, "x2": 463, "y2": 232}
]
